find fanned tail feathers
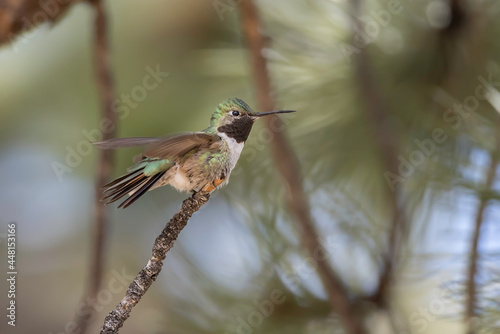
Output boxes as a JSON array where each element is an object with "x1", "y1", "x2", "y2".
[{"x1": 101, "y1": 167, "x2": 166, "y2": 209}]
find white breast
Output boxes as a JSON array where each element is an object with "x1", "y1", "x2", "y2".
[{"x1": 218, "y1": 132, "x2": 244, "y2": 171}]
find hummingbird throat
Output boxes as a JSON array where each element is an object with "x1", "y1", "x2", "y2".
[{"x1": 217, "y1": 117, "x2": 254, "y2": 143}]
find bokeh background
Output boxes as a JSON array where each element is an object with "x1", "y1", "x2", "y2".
[{"x1": 0, "y1": 0, "x2": 499, "y2": 333}]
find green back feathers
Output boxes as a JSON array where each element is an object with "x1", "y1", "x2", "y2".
[{"x1": 128, "y1": 159, "x2": 173, "y2": 176}]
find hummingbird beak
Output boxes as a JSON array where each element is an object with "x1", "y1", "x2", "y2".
[{"x1": 252, "y1": 110, "x2": 296, "y2": 117}]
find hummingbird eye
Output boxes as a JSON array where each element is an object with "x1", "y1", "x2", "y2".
[{"x1": 231, "y1": 110, "x2": 240, "y2": 116}]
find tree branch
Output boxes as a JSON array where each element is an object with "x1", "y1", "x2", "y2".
[
  {"x1": 349, "y1": 0, "x2": 407, "y2": 306},
  {"x1": 100, "y1": 192, "x2": 211, "y2": 334},
  {"x1": 0, "y1": 0, "x2": 82, "y2": 45},
  {"x1": 465, "y1": 144, "x2": 499, "y2": 333},
  {"x1": 240, "y1": 2, "x2": 366, "y2": 334},
  {"x1": 76, "y1": 1, "x2": 117, "y2": 332}
]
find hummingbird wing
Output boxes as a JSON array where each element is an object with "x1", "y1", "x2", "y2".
[
  {"x1": 93, "y1": 133, "x2": 220, "y2": 159},
  {"x1": 92, "y1": 137, "x2": 164, "y2": 149},
  {"x1": 96, "y1": 133, "x2": 220, "y2": 209},
  {"x1": 142, "y1": 132, "x2": 220, "y2": 159}
]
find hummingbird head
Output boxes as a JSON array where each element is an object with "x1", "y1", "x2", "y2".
[{"x1": 209, "y1": 98, "x2": 295, "y2": 143}]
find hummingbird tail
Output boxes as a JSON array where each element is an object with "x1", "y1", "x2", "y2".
[{"x1": 101, "y1": 168, "x2": 166, "y2": 209}]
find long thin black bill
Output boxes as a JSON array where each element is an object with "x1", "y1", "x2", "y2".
[{"x1": 254, "y1": 110, "x2": 296, "y2": 117}]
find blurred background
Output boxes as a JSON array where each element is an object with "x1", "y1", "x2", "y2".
[{"x1": 0, "y1": 0, "x2": 499, "y2": 333}]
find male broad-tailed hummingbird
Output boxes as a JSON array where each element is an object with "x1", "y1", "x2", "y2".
[{"x1": 94, "y1": 98, "x2": 295, "y2": 208}]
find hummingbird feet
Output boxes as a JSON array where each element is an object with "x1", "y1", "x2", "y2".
[{"x1": 200, "y1": 177, "x2": 226, "y2": 193}]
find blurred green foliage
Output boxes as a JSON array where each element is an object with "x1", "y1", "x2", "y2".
[{"x1": 0, "y1": 0, "x2": 499, "y2": 334}]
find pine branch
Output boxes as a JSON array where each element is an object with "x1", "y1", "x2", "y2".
[
  {"x1": 465, "y1": 141, "x2": 500, "y2": 333},
  {"x1": 349, "y1": 0, "x2": 407, "y2": 306},
  {"x1": 74, "y1": 1, "x2": 117, "y2": 333},
  {"x1": 100, "y1": 192, "x2": 211, "y2": 334},
  {"x1": 240, "y1": 2, "x2": 366, "y2": 334},
  {"x1": 0, "y1": 0, "x2": 81, "y2": 45}
]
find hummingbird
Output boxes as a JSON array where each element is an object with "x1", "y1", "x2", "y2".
[{"x1": 93, "y1": 98, "x2": 295, "y2": 208}]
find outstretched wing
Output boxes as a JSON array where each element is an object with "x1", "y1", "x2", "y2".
[
  {"x1": 143, "y1": 132, "x2": 220, "y2": 159},
  {"x1": 92, "y1": 137, "x2": 164, "y2": 149},
  {"x1": 93, "y1": 133, "x2": 221, "y2": 160},
  {"x1": 95, "y1": 133, "x2": 220, "y2": 208}
]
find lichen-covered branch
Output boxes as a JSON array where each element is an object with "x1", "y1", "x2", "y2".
[
  {"x1": 100, "y1": 192, "x2": 211, "y2": 334},
  {"x1": 240, "y1": 2, "x2": 366, "y2": 334}
]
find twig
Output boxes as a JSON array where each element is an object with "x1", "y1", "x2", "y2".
[
  {"x1": 240, "y1": 2, "x2": 366, "y2": 334},
  {"x1": 349, "y1": 0, "x2": 407, "y2": 305},
  {"x1": 75, "y1": 1, "x2": 117, "y2": 332},
  {"x1": 100, "y1": 192, "x2": 211, "y2": 334},
  {"x1": 0, "y1": 0, "x2": 81, "y2": 45},
  {"x1": 465, "y1": 144, "x2": 500, "y2": 333}
]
